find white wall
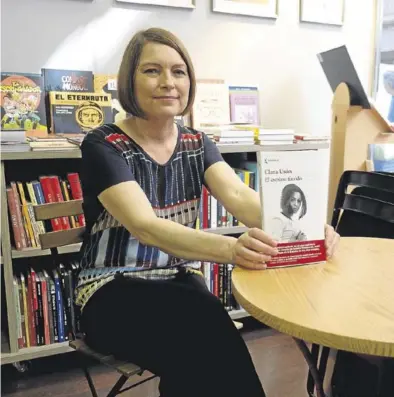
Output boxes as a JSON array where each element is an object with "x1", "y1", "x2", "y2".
[{"x1": 1, "y1": 0, "x2": 377, "y2": 136}]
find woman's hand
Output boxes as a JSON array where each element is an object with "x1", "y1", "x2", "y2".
[
  {"x1": 325, "y1": 224, "x2": 340, "y2": 259},
  {"x1": 231, "y1": 228, "x2": 279, "y2": 270}
]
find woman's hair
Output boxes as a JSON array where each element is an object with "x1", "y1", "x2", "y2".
[
  {"x1": 117, "y1": 27, "x2": 196, "y2": 119},
  {"x1": 280, "y1": 184, "x2": 307, "y2": 218}
]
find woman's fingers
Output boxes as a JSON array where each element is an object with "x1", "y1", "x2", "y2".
[
  {"x1": 235, "y1": 244, "x2": 271, "y2": 263},
  {"x1": 243, "y1": 234, "x2": 279, "y2": 257}
]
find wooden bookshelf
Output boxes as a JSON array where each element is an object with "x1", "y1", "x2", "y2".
[
  {"x1": 0, "y1": 146, "x2": 259, "y2": 367},
  {"x1": 327, "y1": 82, "x2": 394, "y2": 222},
  {"x1": 11, "y1": 243, "x2": 82, "y2": 259},
  {"x1": 1, "y1": 342, "x2": 73, "y2": 365}
]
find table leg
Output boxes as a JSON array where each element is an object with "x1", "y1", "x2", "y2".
[{"x1": 293, "y1": 338, "x2": 330, "y2": 397}]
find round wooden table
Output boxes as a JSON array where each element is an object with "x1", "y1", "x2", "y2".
[{"x1": 232, "y1": 237, "x2": 394, "y2": 396}]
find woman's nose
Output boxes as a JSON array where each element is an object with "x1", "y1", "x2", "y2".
[{"x1": 160, "y1": 71, "x2": 175, "y2": 88}]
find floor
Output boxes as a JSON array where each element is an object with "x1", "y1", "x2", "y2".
[{"x1": 1, "y1": 319, "x2": 310, "y2": 397}]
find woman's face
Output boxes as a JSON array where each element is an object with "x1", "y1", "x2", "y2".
[
  {"x1": 134, "y1": 42, "x2": 190, "y2": 120},
  {"x1": 287, "y1": 192, "x2": 302, "y2": 214}
]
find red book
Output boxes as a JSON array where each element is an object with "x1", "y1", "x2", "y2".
[
  {"x1": 39, "y1": 273, "x2": 51, "y2": 345},
  {"x1": 202, "y1": 186, "x2": 209, "y2": 229},
  {"x1": 39, "y1": 176, "x2": 62, "y2": 231},
  {"x1": 49, "y1": 176, "x2": 70, "y2": 230},
  {"x1": 67, "y1": 173, "x2": 85, "y2": 227}
]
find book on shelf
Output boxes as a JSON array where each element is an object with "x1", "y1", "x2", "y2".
[
  {"x1": 200, "y1": 262, "x2": 240, "y2": 312},
  {"x1": 195, "y1": 166, "x2": 257, "y2": 230},
  {"x1": 49, "y1": 91, "x2": 113, "y2": 134},
  {"x1": 13, "y1": 261, "x2": 80, "y2": 349},
  {"x1": 6, "y1": 173, "x2": 85, "y2": 251},
  {"x1": 257, "y1": 146, "x2": 330, "y2": 268},
  {"x1": 229, "y1": 85, "x2": 260, "y2": 125},
  {"x1": 1, "y1": 72, "x2": 48, "y2": 134}
]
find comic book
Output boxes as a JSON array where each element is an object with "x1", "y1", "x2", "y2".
[
  {"x1": 0, "y1": 72, "x2": 47, "y2": 133},
  {"x1": 49, "y1": 92, "x2": 113, "y2": 134},
  {"x1": 93, "y1": 74, "x2": 127, "y2": 122},
  {"x1": 257, "y1": 145, "x2": 330, "y2": 268}
]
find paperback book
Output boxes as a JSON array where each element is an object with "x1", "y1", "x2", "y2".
[{"x1": 257, "y1": 147, "x2": 330, "y2": 268}]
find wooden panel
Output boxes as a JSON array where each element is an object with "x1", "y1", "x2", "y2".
[
  {"x1": 0, "y1": 162, "x2": 19, "y2": 353},
  {"x1": 1, "y1": 149, "x2": 81, "y2": 161},
  {"x1": 34, "y1": 200, "x2": 83, "y2": 221},
  {"x1": 1, "y1": 342, "x2": 72, "y2": 365},
  {"x1": 39, "y1": 227, "x2": 85, "y2": 250}
]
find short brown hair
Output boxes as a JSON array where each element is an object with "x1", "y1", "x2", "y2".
[{"x1": 117, "y1": 28, "x2": 196, "y2": 119}]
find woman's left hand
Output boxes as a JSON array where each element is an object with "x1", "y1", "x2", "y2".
[{"x1": 325, "y1": 224, "x2": 340, "y2": 259}]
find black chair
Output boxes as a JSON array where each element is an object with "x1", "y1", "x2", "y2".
[{"x1": 328, "y1": 171, "x2": 394, "y2": 397}]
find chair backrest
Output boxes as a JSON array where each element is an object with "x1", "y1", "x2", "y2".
[
  {"x1": 332, "y1": 171, "x2": 394, "y2": 239},
  {"x1": 33, "y1": 200, "x2": 85, "y2": 250}
]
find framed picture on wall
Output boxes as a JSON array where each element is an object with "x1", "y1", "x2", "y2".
[
  {"x1": 212, "y1": 0, "x2": 278, "y2": 19},
  {"x1": 299, "y1": 0, "x2": 345, "y2": 26},
  {"x1": 116, "y1": 0, "x2": 195, "y2": 9}
]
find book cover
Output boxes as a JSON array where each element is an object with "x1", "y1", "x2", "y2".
[
  {"x1": 94, "y1": 74, "x2": 127, "y2": 122},
  {"x1": 49, "y1": 91, "x2": 112, "y2": 134},
  {"x1": 257, "y1": 148, "x2": 330, "y2": 268},
  {"x1": 0, "y1": 72, "x2": 47, "y2": 133},
  {"x1": 229, "y1": 86, "x2": 260, "y2": 125}
]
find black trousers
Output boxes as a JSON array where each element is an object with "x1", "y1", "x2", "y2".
[{"x1": 80, "y1": 271, "x2": 266, "y2": 397}]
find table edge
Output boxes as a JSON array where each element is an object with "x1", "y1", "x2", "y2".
[{"x1": 232, "y1": 284, "x2": 394, "y2": 358}]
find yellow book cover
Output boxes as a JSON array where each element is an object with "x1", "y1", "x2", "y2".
[
  {"x1": 20, "y1": 274, "x2": 30, "y2": 348},
  {"x1": 49, "y1": 91, "x2": 113, "y2": 134},
  {"x1": 94, "y1": 74, "x2": 127, "y2": 123}
]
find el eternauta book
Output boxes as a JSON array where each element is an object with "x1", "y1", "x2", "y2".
[
  {"x1": 257, "y1": 147, "x2": 330, "y2": 268},
  {"x1": 49, "y1": 91, "x2": 113, "y2": 134},
  {"x1": 0, "y1": 72, "x2": 47, "y2": 132}
]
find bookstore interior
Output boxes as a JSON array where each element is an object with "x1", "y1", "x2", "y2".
[{"x1": 1, "y1": 0, "x2": 394, "y2": 396}]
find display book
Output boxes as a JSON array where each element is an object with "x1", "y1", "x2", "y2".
[{"x1": 257, "y1": 144, "x2": 330, "y2": 268}]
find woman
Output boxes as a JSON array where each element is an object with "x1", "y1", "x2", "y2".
[
  {"x1": 270, "y1": 184, "x2": 308, "y2": 242},
  {"x1": 75, "y1": 28, "x2": 340, "y2": 397}
]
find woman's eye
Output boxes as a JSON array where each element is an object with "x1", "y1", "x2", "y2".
[
  {"x1": 174, "y1": 69, "x2": 186, "y2": 76},
  {"x1": 144, "y1": 68, "x2": 159, "y2": 74}
]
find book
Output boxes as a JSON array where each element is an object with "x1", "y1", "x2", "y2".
[
  {"x1": 257, "y1": 146, "x2": 330, "y2": 268},
  {"x1": 229, "y1": 86, "x2": 260, "y2": 125},
  {"x1": 1, "y1": 72, "x2": 47, "y2": 133},
  {"x1": 93, "y1": 74, "x2": 127, "y2": 123},
  {"x1": 49, "y1": 91, "x2": 113, "y2": 134}
]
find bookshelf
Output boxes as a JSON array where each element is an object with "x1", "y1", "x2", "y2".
[{"x1": 1, "y1": 144, "x2": 267, "y2": 367}]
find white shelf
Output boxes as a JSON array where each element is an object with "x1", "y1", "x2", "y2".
[
  {"x1": 229, "y1": 309, "x2": 249, "y2": 320},
  {"x1": 11, "y1": 243, "x2": 82, "y2": 259},
  {"x1": 1, "y1": 342, "x2": 73, "y2": 365}
]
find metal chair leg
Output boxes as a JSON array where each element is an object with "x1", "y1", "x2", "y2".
[
  {"x1": 83, "y1": 366, "x2": 99, "y2": 397},
  {"x1": 106, "y1": 375, "x2": 128, "y2": 397}
]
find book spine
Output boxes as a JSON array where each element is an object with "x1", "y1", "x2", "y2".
[
  {"x1": 16, "y1": 182, "x2": 37, "y2": 248},
  {"x1": 20, "y1": 275, "x2": 30, "y2": 347},
  {"x1": 39, "y1": 176, "x2": 62, "y2": 231},
  {"x1": 6, "y1": 188, "x2": 23, "y2": 250},
  {"x1": 49, "y1": 176, "x2": 70, "y2": 230},
  {"x1": 27, "y1": 273, "x2": 37, "y2": 347},
  {"x1": 49, "y1": 278, "x2": 59, "y2": 343},
  {"x1": 10, "y1": 183, "x2": 28, "y2": 249},
  {"x1": 40, "y1": 275, "x2": 51, "y2": 345},
  {"x1": 67, "y1": 173, "x2": 85, "y2": 227}
]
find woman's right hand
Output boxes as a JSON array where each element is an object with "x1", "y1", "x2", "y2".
[{"x1": 231, "y1": 228, "x2": 279, "y2": 270}]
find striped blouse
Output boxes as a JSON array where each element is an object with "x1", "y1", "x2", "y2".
[{"x1": 74, "y1": 123, "x2": 223, "y2": 309}]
